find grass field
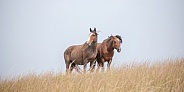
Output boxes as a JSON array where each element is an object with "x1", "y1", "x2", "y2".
[{"x1": 0, "y1": 58, "x2": 184, "y2": 92}]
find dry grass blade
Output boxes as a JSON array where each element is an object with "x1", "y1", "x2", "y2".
[{"x1": 0, "y1": 58, "x2": 184, "y2": 92}]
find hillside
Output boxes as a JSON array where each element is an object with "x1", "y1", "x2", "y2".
[{"x1": 1, "y1": 58, "x2": 184, "y2": 92}]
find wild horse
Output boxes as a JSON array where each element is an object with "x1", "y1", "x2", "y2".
[
  {"x1": 96, "y1": 35, "x2": 122, "y2": 72},
  {"x1": 64, "y1": 28, "x2": 98, "y2": 74}
]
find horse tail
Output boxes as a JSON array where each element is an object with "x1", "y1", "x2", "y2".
[{"x1": 64, "y1": 47, "x2": 71, "y2": 64}]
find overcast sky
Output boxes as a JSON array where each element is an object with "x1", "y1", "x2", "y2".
[{"x1": 0, "y1": 0, "x2": 184, "y2": 78}]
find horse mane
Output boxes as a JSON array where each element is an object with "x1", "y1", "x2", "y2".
[
  {"x1": 105, "y1": 36, "x2": 113, "y2": 43},
  {"x1": 115, "y1": 35, "x2": 122, "y2": 43},
  {"x1": 102, "y1": 35, "x2": 122, "y2": 44}
]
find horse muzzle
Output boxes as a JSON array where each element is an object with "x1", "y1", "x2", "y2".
[{"x1": 116, "y1": 48, "x2": 121, "y2": 53}]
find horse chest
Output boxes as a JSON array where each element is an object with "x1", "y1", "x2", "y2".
[
  {"x1": 102, "y1": 52, "x2": 113, "y2": 61},
  {"x1": 103, "y1": 55, "x2": 112, "y2": 61},
  {"x1": 90, "y1": 53, "x2": 96, "y2": 59},
  {"x1": 86, "y1": 51, "x2": 97, "y2": 60}
]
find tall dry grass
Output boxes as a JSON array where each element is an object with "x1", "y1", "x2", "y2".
[{"x1": 0, "y1": 58, "x2": 184, "y2": 92}]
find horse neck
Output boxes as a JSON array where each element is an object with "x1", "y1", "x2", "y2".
[
  {"x1": 104, "y1": 39, "x2": 114, "y2": 52},
  {"x1": 84, "y1": 42, "x2": 97, "y2": 52},
  {"x1": 89, "y1": 42, "x2": 97, "y2": 52}
]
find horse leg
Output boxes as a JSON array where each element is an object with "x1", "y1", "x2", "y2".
[
  {"x1": 96, "y1": 60, "x2": 104, "y2": 72},
  {"x1": 70, "y1": 63, "x2": 75, "y2": 73},
  {"x1": 83, "y1": 59, "x2": 88, "y2": 74},
  {"x1": 96, "y1": 62, "x2": 104, "y2": 72},
  {"x1": 101, "y1": 63, "x2": 105, "y2": 72},
  {"x1": 101, "y1": 59, "x2": 105, "y2": 72},
  {"x1": 107, "y1": 60, "x2": 112, "y2": 71},
  {"x1": 74, "y1": 65, "x2": 82, "y2": 74},
  {"x1": 96, "y1": 62, "x2": 100, "y2": 73},
  {"x1": 83, "y1": 63, "x2": 87, "y2": 74},
  {"x1": 65, "y1": 60, "x2": 70, "y2": 74},
  {"x1": 89, "y1": 60, "x2": 96, "y2": 73}
]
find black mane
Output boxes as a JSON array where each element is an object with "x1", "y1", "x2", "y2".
[
  {"x1": 115, "y1": 35, "x2": 122, "y2": 43},
  {"x1": 105, "y1": 35, "x2": 122, "y2": 44},
  {"x1": 106, "y1": 36, "x2": 113, "y2": 42}
]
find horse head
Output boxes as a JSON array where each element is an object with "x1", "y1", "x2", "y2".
[
  {"x1": 111, "y1": 35, "x2": 122, "y2": 53},
  {"x1": 87, "y1": 28, "x2": 98, "y2": 46}
]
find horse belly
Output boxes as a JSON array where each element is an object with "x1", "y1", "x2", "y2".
[
  {"x1": 70, "y1": 56, "x2": 83, "y2": 63},
  {"x1": 73, "y1": 59, "x2": 84, "y2": 65},
  {"x1": 70, "y1": 51, "x2": 84, "y2": 64}
]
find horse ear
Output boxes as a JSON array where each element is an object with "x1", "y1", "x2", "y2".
[
  {"x1": 90, "y1": 28, "x2": 92, "y2": 32},
  {"x1": 94, "y1": 28, "x2": 96, "y2": 32}
]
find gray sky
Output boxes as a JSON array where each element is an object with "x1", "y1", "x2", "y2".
[{"x1": 0, "y1": 0, "x2": 184, "y2": 78}]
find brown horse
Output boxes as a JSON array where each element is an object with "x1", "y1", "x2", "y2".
[
  {"x1": 64, "y1": 28, "x2": 98, "y2": 74},
  {"x1": 96, "y1": 35, "x2": 122, "y2": 72}
]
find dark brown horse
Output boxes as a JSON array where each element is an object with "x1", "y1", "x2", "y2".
[
  {"x1": 96, "y1": 35, "x2": 122, "y2": 72},
  {"x1": 64, "y1": 28, "x2": 98, "y2": 74}
]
